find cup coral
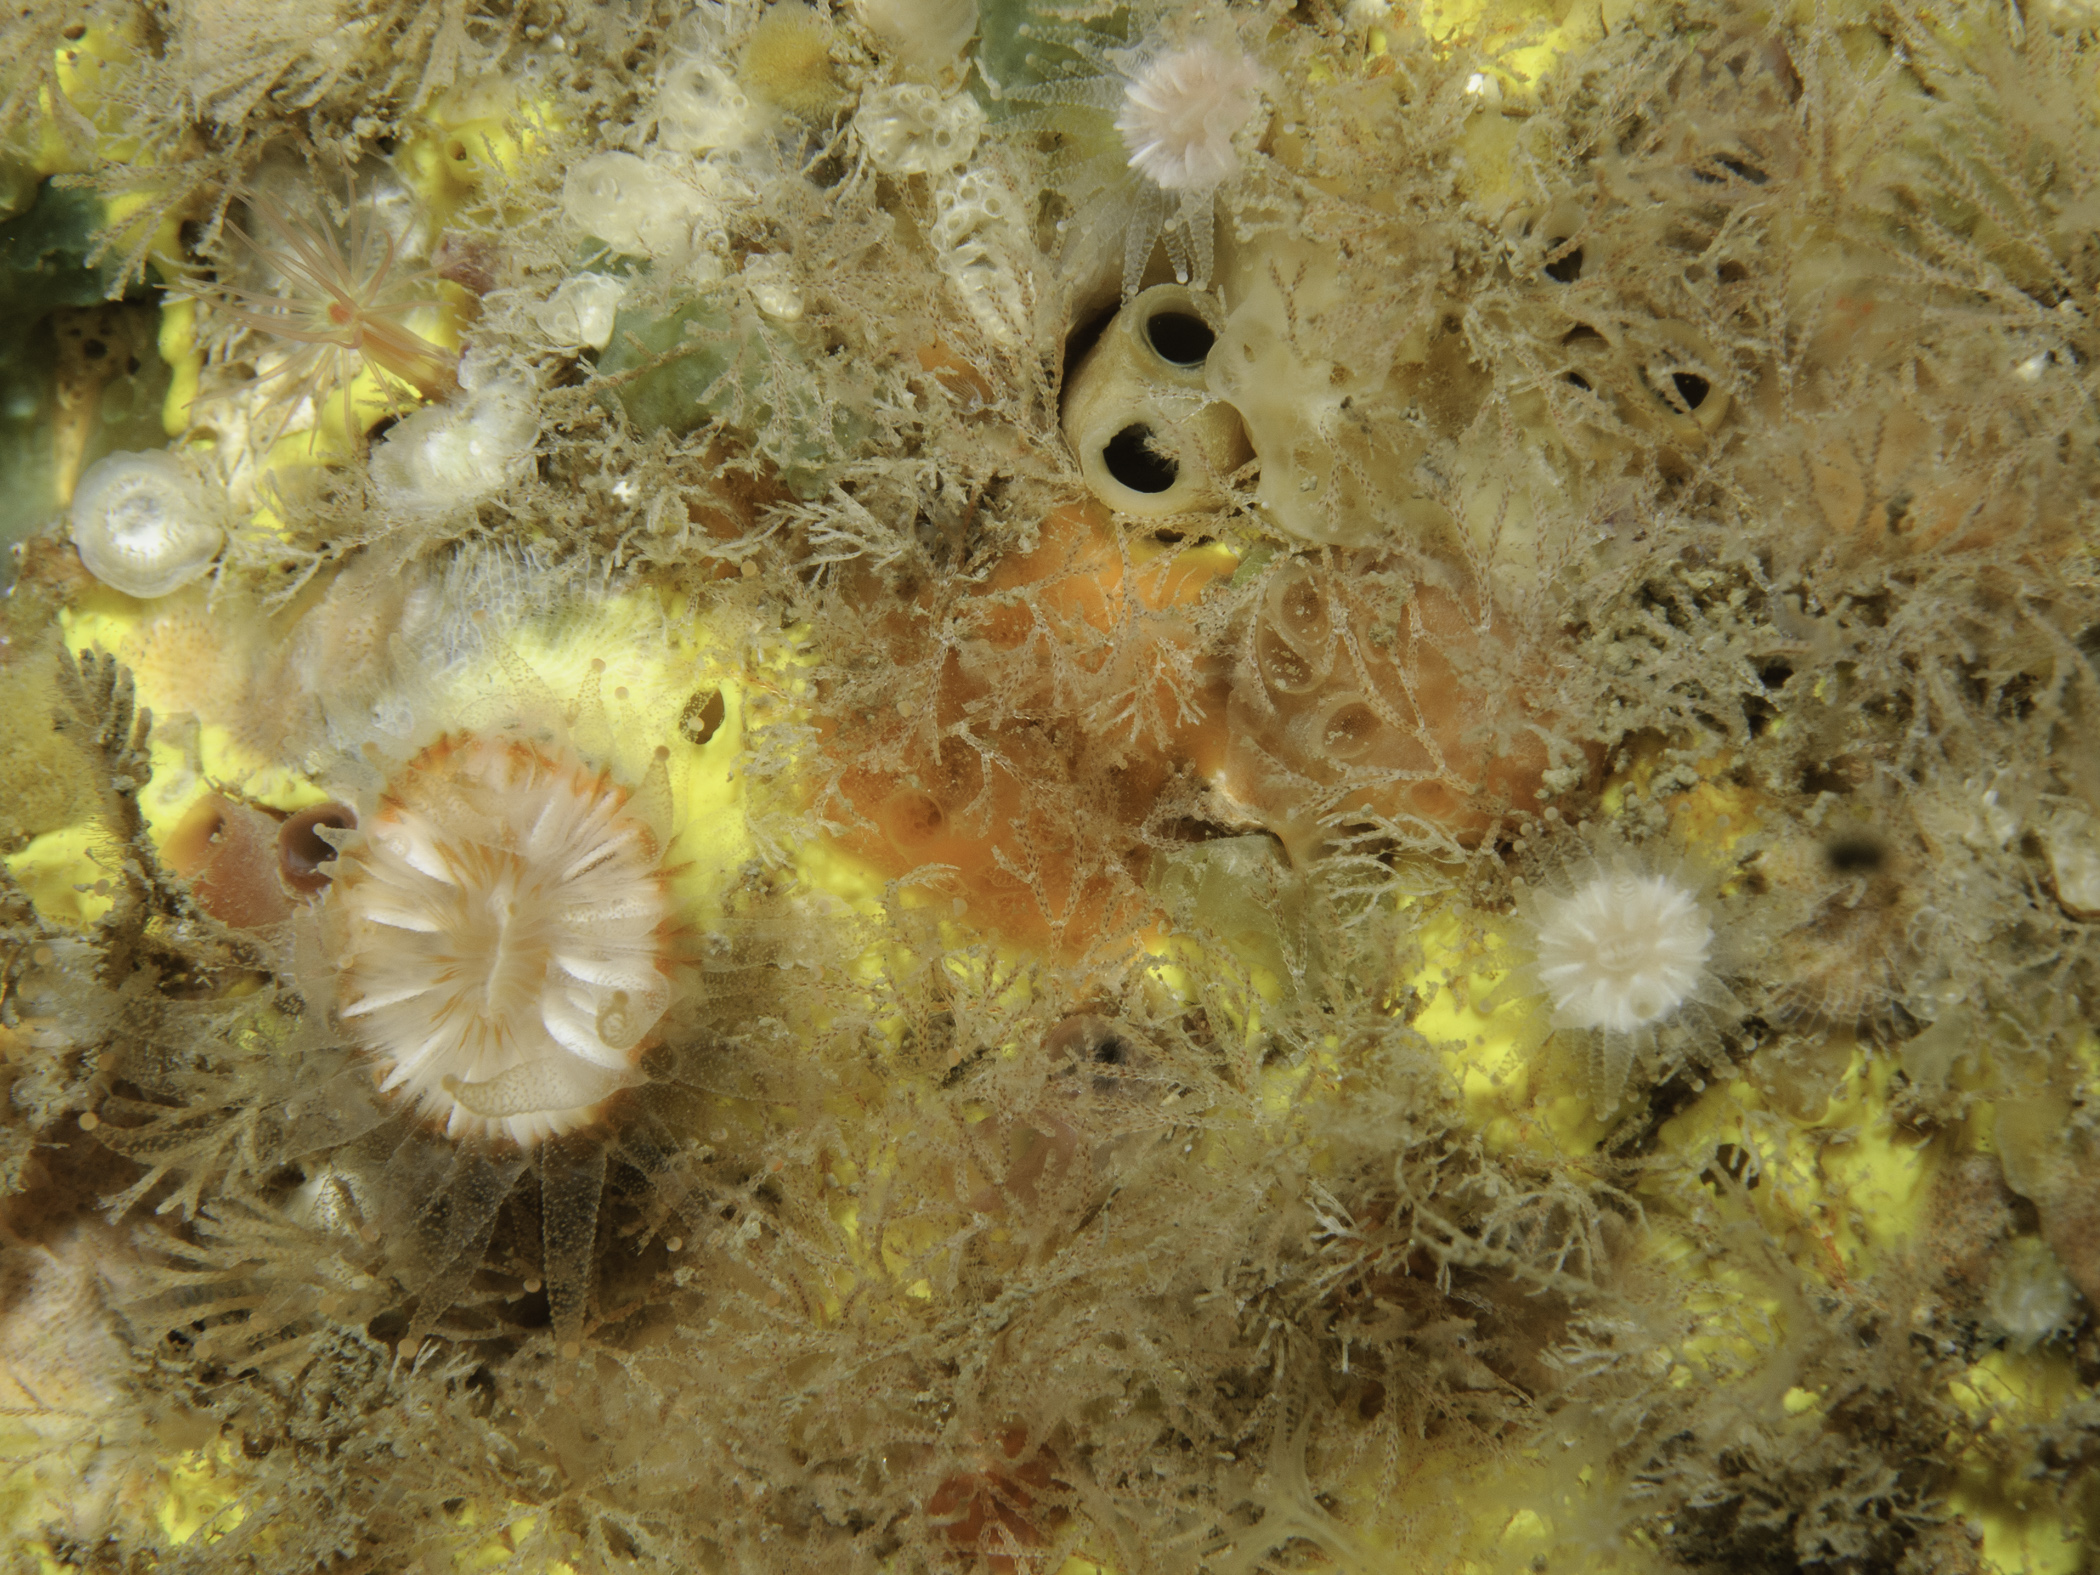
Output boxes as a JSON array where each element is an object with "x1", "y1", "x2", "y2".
[
  {"x1": 1014, "y1": 19, "x2": 1268, "y2": 297},
  {"x1": 1508, "y1": 837, "x2": 1743, "y2": 1117},
  {"x1": 326, "y1": 732, "x2": 677, "y2": 1148}
]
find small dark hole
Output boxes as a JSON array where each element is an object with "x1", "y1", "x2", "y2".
[
  {"x1": 82, "y1": 337, "x2": 108, "y2": 360},
  {"x1": 1102, "y1": 424, "x2": 1178, "y2": 494},
  {"x1": 1092, "y1": 1036, "x2": 1129, "y2": 1067},
  {"x1": 681, "y1": 686, "x2": 727, "y2": 746},
  {"x1": 1543, "y1": 241, "x2": 1583, "y2": 283},
  {"x1": 1563, "y1": 371, "x2": 1592, "y2": 391},
  {"x1": 1561, "y1": 323, "x2": 1605, "y2": 345},
  {"x1": 1757, "y1": 660, "x2": 1793, "y2": 690},
  {"x1": 61, "y1": 22, "x2": 86, "y2": 39},
  {"x1": 279, "y1": 803, "x2": 357, "y2": 894},
  {"x1": 1671, "y1": 371, "x2": 1711, "y2": 409},
  {"x1": 1144, "y1": 309, "x2": 1214, "y2": 366},
  {"x1": 1802, "y1": 762, "x2": 1856, "y2": 797},
  {"x1": 1702, "y1": 1142, "x2": 1760, "y2": 1189},
  {"x1": 1825, "y1": 836, "x2": 1885, "y2": 874},
  {"x1": 1713, "y1": 154, "x2": 1768, "y2": 185}
]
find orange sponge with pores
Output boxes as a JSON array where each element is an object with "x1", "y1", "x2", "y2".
[
  {"x1": 820, "y1": 503, "x2": 1232, "y2": 954},
  {"x1": 1217, "y1": 555, "x2": 1567, "y2": 861}
]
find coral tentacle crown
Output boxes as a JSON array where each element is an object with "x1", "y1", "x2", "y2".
[
  {"x1": 1113, "y1": 41, "x2": 1265, "y2": 192},
  {"x1": 1532, "y1": 867, "x2": 1713, "y2": 1034},
  {"x1": 328, "y1": 733, "x2": 675, "y2": 1147}
]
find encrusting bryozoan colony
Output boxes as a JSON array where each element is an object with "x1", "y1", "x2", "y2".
[{"x1": 1, "y1": 0, "x2": 2098, "y2": 1572}]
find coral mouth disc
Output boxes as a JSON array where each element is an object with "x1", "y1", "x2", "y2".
[{"x1": 330, "y1": 733, "x2": 674, "y2": 1147}]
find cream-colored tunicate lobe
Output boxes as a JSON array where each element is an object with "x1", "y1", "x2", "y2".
[
  {"x1": 562, "y1": 152, "x2": 724, "y2": 259},
  {"x1": 855, "y1": 82, "x2": 983, "y2": 176},
  {"x1": 67, "y1": 450, "x2": 228, "y2": 599},
  {"x1": 368, "y1": 368, "x2": 538, "y2": 519},
  {"x1": 853, "y1": 0, "x2": 977, "y2": 74}
]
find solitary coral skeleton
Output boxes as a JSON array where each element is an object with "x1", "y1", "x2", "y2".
[{"x1": 328, "y1": 732, "x2": 675, "y2": 1149}]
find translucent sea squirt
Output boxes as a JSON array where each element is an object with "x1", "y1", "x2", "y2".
[{"x1": 67, "y1": 450, "x2": 227, "y2": 598}]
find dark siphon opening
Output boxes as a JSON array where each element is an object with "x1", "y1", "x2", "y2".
[
  {"x1": 1103, "y1": 425, "x2": 1178, "y2": 493},
  {"x1": 1144, "y1": 310, "x2": 1215, "y2": 367}
]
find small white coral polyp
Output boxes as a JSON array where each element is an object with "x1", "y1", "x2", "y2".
[
  {"x1": 1113, "y1": 41, "x2": 1264, "y2": 192},
  {"x1": 1510, "y1": 847, "x2": 1739, "y2": 1119},
  {"x1": 1531, "y1": 868, "x2": 1713, "y2": 1034},
  {"x1": 1016, "y1": 21, "x2": 1266, "y2": 297},
  {"x1": 330, "y1": 733, "x2": 674, "y2": 1148}
]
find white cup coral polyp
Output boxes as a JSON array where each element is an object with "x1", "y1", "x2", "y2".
[
  {"x1": 1507, "y1": 840, "x2": 1746, "y2": 1119},
  {"x1": 1531, "y1": 869, "x2": 1714, "y2": 1035},
  {"x1": 327, "y1": 732, "x2": 678, "y2": 1148}
]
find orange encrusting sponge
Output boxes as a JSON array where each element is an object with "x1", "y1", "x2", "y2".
[
  {"x1": 1218, "y1": 556, "x2": 1563, "y2": 863},
  {"x1": 821, "y1": 510, "x2": 1573, "y2": 952},
  {"x1": 820, "y1": 503, "x2": 1231, "y2": 954}
]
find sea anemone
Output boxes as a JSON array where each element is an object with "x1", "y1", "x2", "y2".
[
  {"x1": 1506, "y1": 835, "x2": 1744, "y2": 1118},
  {"x1": 1113, "y1": 40, "x2": 1264, "y2": 193},
  {"x1": 1014, "y1": 19, "x2": 1268, "y2": 298},
  {"x1": 1531, "y1": 868, "x2": 1713, "y2": 1035},
  {"x1": 208, "y1": 177, "x2": 461, "y2": 453},
  {"x1": 327, "y1": 732, "x2": 677, "y2": 1149}
]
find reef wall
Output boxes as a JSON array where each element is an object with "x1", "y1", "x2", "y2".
[{"x1": 0, "y1": 1, "x2": 2096, "y2": 1572}]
